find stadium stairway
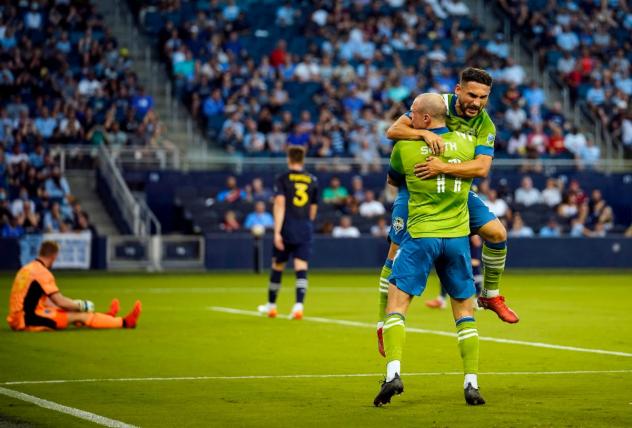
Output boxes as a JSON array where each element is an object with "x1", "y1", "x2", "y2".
[
  {"x1": 66, "y1": 171, "x2": 120, "y2": 237},
  {"x1": 93, "y1": 0, "x2": 208, "y2": 160}
]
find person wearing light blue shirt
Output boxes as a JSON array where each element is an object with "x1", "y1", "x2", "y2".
[
  {"x1": 244, "y1": 201, "x2": 274, "y2": 230},
  {"x1": 539, "y1": 219, "x2": 561, "y2": 237}
]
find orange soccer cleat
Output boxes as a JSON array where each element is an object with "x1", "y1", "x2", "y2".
[
  {"x1": 425, "y1": 297, "x2": 447, "y2": 309},
  {"x1": 257, "y1": 304, "x2": 278, "y2": 318},
  {"x1": 477, "y1": 295, "x2": 519, "y2": 323},
  {"x1": 123, "y1": 300, "x2": 142, "y2": 329},
  {"x1": 106, "y1": 298, "x2": 120, "y2": 317}
]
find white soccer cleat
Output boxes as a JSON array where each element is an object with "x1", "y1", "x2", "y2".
[
  {"x1": 257, "y1": 303, "x2": 277, "y2": 318},
  {"x1": 289, "y1": 303, "x2": 304, "y2": 320}
]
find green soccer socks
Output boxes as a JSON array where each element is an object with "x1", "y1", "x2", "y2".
[
  {"x1": 383, "y1": 312, "x2": 406, "y2": 381},
  {"x1": 481, "y1": 241, "x2": 507, "y2": 298},
  {"x1": 378, "y1": 259, "x2": 393, "y2": 321},
  {"x1": 456, "y1": 316, "x2": 479, "y2": 387}
]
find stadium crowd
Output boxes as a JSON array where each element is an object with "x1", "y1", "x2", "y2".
[
  {"x1": 497, "y1": 0, "x2": 632, "y2": 150},
  {"x1": 184, "y1": 172, "x2": 626, "y2": 238},
  {"x1": 132, "y1": 0, "x2": 596, "y2": 167},
  {"x1": 0, "y1": 0, "x2": 166, "y2": 238},
  {"x1": 0, "y1": 0, "x2": 164, "y2": 151}
]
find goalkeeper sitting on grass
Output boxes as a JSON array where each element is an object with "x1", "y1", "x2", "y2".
[{"x1": 7, "y1": 240, "x2": 141, "y2": 331}]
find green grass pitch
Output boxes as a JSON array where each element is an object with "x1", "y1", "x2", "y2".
[{"x1": 1, "y1": 270, "x2": 631, "y2": 427}]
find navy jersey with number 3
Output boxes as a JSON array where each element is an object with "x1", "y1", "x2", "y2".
[{"x1": 274, "y1": 170, "x2": 319, "y2": 244}]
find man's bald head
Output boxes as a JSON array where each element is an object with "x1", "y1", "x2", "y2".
[
  {"x1": 412, "y1": 93, "x2": 447, "y2": 119},
  {"x1": 410, "y1": 93, "x2": 447, "y2": 129}
]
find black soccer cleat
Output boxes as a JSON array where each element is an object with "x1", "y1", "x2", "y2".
[
  {"x1": 464, "y1": 383, "x2": 486, "y2": 405},
  {"x1": 373, "y1": 374, "x2": 404, "y2": 407}
]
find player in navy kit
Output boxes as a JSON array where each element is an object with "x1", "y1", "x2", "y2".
[{"x1": 258, "y1": 146, "x2": 319, "y2": 320}]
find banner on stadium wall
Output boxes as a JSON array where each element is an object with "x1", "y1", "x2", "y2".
[{"x1": 19, "y1": 233, "x2": 92, "y2": 269}]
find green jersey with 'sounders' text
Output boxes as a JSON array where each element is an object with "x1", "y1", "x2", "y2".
[{"x1": 388, "y1": 127, "x2": 484, "y2": 238}]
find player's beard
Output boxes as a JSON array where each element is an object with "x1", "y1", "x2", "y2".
[{"x1": 458, "y1": 100, "x2": 484, "y2": 118}]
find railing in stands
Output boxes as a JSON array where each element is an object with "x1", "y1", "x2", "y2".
[
  {"x1": 182, "y1": 154, "x2": 632, "y2": 174},
  {"x1": 96, "y1": 145, "x2": 162, "y2": 237}
]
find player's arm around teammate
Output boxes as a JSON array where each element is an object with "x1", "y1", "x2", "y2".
[{"x1": 383, "y1": 74, "x2": 516, "y2": 323}]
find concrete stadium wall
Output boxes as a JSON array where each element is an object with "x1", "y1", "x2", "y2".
[
  {"x1": 204, "y1": 236, "x2": 632, "y2": 270},
  {"x1": 2, "y1": 237, "x2": 630, "y2": 271}
]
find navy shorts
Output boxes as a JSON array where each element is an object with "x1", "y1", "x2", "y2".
[
  {"x1": 272, "y1": 241, "x2": 311, "y2": 263},
  {"x1": 389, "y1": 191, "x2": 497, "y2": 245},
  {"x1": 389, "y1": 233, "x2": 475, "y2": 299}
]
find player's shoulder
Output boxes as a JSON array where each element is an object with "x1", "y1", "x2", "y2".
[{"x1": 478, "y1": 109, "x2": 496, "y2": 132}]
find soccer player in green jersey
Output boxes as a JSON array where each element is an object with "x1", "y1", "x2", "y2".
[
  {"x1": 376, "y1": 69, "x2": 516, "y2": 358},
  {"x1": 373, "y1": 93, "x2": 485, "y2": 407}
]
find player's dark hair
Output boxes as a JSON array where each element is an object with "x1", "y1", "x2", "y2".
[
  {"x1": 460, "y1": 67, "x2": 493, "y2": 87},
  {"x1": 39, "y1": 240, "x2": 60, "y2": 257},
  {"x1": 287, "y1": 146, "x2": 305, "y2": 164}
]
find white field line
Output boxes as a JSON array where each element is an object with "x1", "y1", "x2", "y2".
[
  {"x1": 210, "y1": 306, "x2": 632, "y2": 358},
  {"x1": 114, "y1": 287, "x2": 376, "y2": 294},
  {"x1": 0, "y1": 386, "x2": 138, "y2": 428},
  {"x1": 3, "y1": 370, "x2": 632, "y2": 387}
]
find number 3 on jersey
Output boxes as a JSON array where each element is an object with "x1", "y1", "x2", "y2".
[{"x1": 293, "y1": 182, "x2": 309, "y2": 207}]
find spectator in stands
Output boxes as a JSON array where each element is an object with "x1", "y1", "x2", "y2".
[
  {"x1": 244, "y1": 201, "x2": 274, "y2": 231},
  {"x1": 0, "y1": 188, "x2": 10, "y2": 225},
  {"x1": 219, "y1": 112, "x2": 245, "y2": 152},
  {"x1": 267, "y1": 122, "x2": 287, "y2": 155},
  {"x1": 355, "y1": 140, "x2": 381, "y2": 175},
  {"x1": 509, "y1": 213, "x2": 534, "y2": 238},
  {"x1": 359, "y1": 190, "x2": 385, "y2": 218},
  {"x1": 203, "y1": 89, "x2": 225, "y2": 118},
  {"x1": 371, "y1": 217, "x2": 390, "y2": 238},
  {"x1": 564, "y1": 126, "x2": 587, "y2": 156},
  {"x1": 249, "y1": 178, "x2": 273, "y2": 203},
  {"x1": 11, "y1": 188, "x2": 34, "y2": 218},
  {"x1": 220, "y1": 210, "x2": 241, "y2": 233},
  {"x1": 243, "y1": 119, "x2": 266, "y2": 155},
  {"x1": 539, "y1": 218, "x2": 561, "y2": 237},
  {"x1": 43, "y1": 202, "x2": 69, "y2": 233},
  {"x1": 569, "y1": 217, "x2": 586, "y2": 238},
  {"x1": 588, "y1": 190, "x2": 614, "y2": 232},
  {"x1": 332, "y1": 216, "x2": 360, "y2": 238},
  {"x1": 557, "y1": 193, "x2": 579, "y2": 221},
  {"x1": 484, "y1": 189, "x2": 510, "y2": 219},
  {"x1": 507, "y1": 130, "x2": 527, "y2": 156},
  {"x1": 541, "y1": 178, "x2": 562, "y2": 207},
  {"x1": 1, "y1": 216, "x2": 24, "y2": 238},
  {"x1": 217, "y1": 176, "x2": 247, "y2": 203},
  {"x1": 515, "y1": 176, "x2": 541, "y2": 207},
  {"x1": 270, "y1": 40, "x2": 287, "y2": 68},
  {"x1": 350, "y1": 176, "x2": 365, "y2": 203},
  {"x1": 577, "y1": 140, "x2": 600, "y2": 169},
  {"x1": 505, "y1": 102, "x2": 528, "y2": 132},
  {"x1": 44, "y1": 167, "x2": 71, "y2": 201},
  {"x1": 21, "y1": 200, "x2": 40, "y2": 233},
  {"x1": 322, "y1": 177, "x2": 349, "y2": 206}
]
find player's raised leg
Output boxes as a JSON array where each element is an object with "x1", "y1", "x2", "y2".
[{"x1": 468, "y1": 192, "x2": 518, "y2": 323}]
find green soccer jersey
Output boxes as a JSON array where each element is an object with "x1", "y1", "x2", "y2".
[
  {"x1": 443, "y1": 93, "x2": 496, "y2": 157},
  {"x1": 389, "y1": 128, "x2": 481, "y2": 238}
]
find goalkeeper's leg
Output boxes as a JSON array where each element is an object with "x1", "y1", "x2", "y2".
[{"x1": 66, "y1": 300, "x2": 142, "y2": 329}]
